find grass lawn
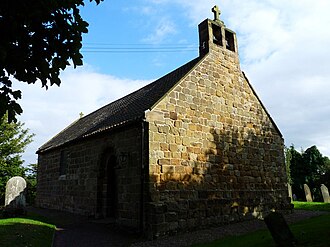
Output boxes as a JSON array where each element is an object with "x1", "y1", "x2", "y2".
[
  {"x1": 0, "y1": 212, "x2": 55, "y2": 247},
  {"x1": 192, "y1": 202, "x2": 330, "y2": 247},
  {"x1": 293, "y1": 201, "x2": 330, "y2": 212}
]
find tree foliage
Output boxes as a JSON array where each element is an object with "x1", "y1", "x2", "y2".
[
  {"x1": 323, "y1": 156, "x2": 330, "y2": 186},
  {"x1": 284, "y1": 146, "x2": 292, "y2": 184},
  {"x1": 0, "y1": 113, "x2": 34, "y2": 204},
  {"x1": 25, "y1": 163, "x2": 37, "y2": 204},
  {"x1": 288, "y1": 144, "x2": 330, "y2": 201},
  {"x1": 302, "y1": 146, "x2": 325, "y2": 185},
  {"x1": 0, "y1": 0, "x2": 103, "y2": 122}
]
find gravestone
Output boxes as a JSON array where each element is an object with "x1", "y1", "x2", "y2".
[
  {"x1": 303, "y1": 184, "x2": 313, "y2": 202},
  {"x1": 5, "y1": 176, "x2": 27, "y2": 209},
  {"x1": 320, "y1": 184, "x2": 330, "y2": 203},
  {"x1": 264, "y1": 212, "x2": 296, "y2": 247},
  {"x1": 287, "y1": 184, "x2": 293, "y2": 202}
]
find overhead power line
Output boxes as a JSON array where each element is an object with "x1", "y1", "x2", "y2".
[{"x1": 81, "y1": 43, "x2": 199, "y2": 53}]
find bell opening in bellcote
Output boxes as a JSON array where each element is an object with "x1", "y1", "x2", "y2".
[
  {"x1": 225, "y1": 29, "x2": 235, "y2": 52},
  {"x1": 212, "y1": 24, "x2": 222, "y2": 46}
]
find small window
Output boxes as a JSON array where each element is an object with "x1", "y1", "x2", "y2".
[
  {"x1": 212, "y1": 24, "x2": 222, "y2": 46},
  {"x1": 225, "y1": 30, "x2": 235, "y2": 52},
  {"x1": 60, "y1": 150, "x2": 69, "y2": 176}
]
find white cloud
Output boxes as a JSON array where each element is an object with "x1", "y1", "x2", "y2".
[
  {"x1": 219, "y1": 0, "x2": 330, "y2": 156},
  {"x1": 15, "y1": 66, "x2": 151, "y2": 165},
  {"x1": 14, "y1": 0, "x2": 330, "y2": 166},
  {"x1": 142, "y1": 17, "x2": 177, "y2": 44},
  {"x1": 145, "y1": 0, "x2": 217, "y2": 25},
  {"x1": 145, "y1": 0, "x2": 330, "y2": 156}
]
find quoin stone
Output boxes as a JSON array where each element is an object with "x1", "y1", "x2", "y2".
[
  {"x1": 303, "y1": 184, "x2": 313, "y2": 202},
  {"x1": 5, "y1": 176, "x2": 27, "y2": 208},
  {"x1": 320, "y1": 184, "x2": 330, "y2": 203}
]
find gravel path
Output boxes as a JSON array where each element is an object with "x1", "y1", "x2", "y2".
[{"x1": 131, "y1": 210, "x2": 329, "y2": 247}]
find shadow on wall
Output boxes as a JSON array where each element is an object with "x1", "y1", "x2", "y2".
[{"x1": 149, "y1": 124, "x2": 290, "y2": 232}]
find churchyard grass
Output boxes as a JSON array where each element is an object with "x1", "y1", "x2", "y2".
[
  {"x1": 0, "y1": 212, "x2": 55, "y2": 247},
  {"x1": 293, "y1": 201, "x2": 330, "y2": 212},
  {"x1": 192, "y1": 202, "x2": 330, "y2": 247}
]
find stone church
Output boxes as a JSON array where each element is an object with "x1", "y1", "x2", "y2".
[{"x1": 36, "y1": 6, "x2": 290, "y2": 237}]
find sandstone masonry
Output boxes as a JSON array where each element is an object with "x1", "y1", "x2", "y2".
[
  {"x1": 36, "y1": 7, "x2": 290, "y2": 238},
  {"x1": 37, "y1": 124, "x2": 143, "y2": 229},
  {"x1": 145, "y1": 18, "x2": 289, "y2": 236}
]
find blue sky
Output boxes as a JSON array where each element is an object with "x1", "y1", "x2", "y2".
[
  {"x1": 80, "y1": 0, "x2": 199, "y2": 78},
  {"x1": 14, "y1": 0, "x2": 330, "y2": 165}
]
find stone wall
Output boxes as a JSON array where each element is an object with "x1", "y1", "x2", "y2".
[
  {"x1": 36, "y1": 124, "x2": 143, "y2": 229},
  {"x1": 145, "y1": 42, "x2": 289, "y2": 237}
]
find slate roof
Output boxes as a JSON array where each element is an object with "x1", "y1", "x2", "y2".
[{"x1": 38, "y1": 57, "x2": 201, "y2": 153}]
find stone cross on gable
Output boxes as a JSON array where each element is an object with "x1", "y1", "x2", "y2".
[
  {"x1": 212, "y1": 5, "x2": 221, "y2": 22},
  {"x1": 212, "y1": 5, "x2": 224, "y2": 25}
]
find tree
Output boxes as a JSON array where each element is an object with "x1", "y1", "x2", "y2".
[
  {"x1": 287, "y1": 145, "x2": 304, "y2": 200},
  {"x1": 25, "y1": 163, "x2": 38, "y2": 205},
  {"x1": 321, "y1": 156, "x2": 330, "y2": 188},
  {"x1": 302, "y1": 146, "x2": 324, "y2": 185},
  {"x1": 289, "y1": 144, "x2": 330, "y2": 201},
  {"x1": 0, "y1": 113, "x2": 34, "y2": 204},
  {"x1": 0, "y1": 0, "x2": 103, "y2": 122},
  {"x1": 301, "y1": 146, "x2": 326, "y2": 201},
  {"x1": 284, "y1": 146, "x2": 292, "y2": 184}
]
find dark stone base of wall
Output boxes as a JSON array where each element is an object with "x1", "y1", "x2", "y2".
[{"x1": 145, "y1": 191, "x2": 291, "y2": 239}]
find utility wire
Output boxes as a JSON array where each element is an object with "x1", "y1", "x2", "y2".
[
  {"x1": 83, "y1": 42, "x2": 198, "y2": 47},
  {"x1": 81, "y1": 43, "x2": 199, "y2": 53},
  {"x1": 82, "y1": 49, "x2": 197, "y2": 53}
]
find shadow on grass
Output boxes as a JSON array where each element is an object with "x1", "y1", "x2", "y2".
[
  {"x1": 0, "y1": 218, "x2": 55, "y2": 247},
  {"x1": 192, "y1": 214, "x2": 330, "y2": 247},
  {"x1": 25, "y1": 211, "x2": 58, "y2": 226},
  {"x1": 25, "y1": 207, "x2": 89, "y2": 227}
]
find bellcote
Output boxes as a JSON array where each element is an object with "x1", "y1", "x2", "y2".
[{"x1": 199, "y1": 6, "x2": 238, "y2": 57}]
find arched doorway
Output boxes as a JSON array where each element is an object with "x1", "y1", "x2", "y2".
[{"x1": 96, "y1": 149, "x2": 118, "y2": 219}]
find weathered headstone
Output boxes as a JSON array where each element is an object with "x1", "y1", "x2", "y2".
[
  {"x1": 264, "y1": 212, "x2": 296, "y2": 247},
  {"x1": 303, "y1": 184, "x2": 313, "y2": 202},
  {"x1": 5, "y1": 176, "x2": 27, "y2": 209},
  {"x1": 287, "y1": 184, "x2": 293, "y2": 202},
  {"x1": 320, "y1": 184, "x2": 330, "y2": 203}
]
